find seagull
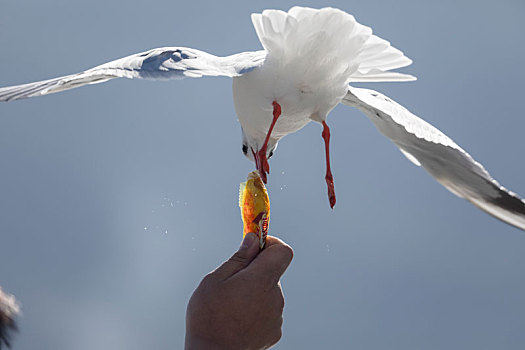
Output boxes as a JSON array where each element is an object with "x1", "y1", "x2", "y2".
[{"x1": 1, "y1": 6, "x2": 524, "y2": 231}]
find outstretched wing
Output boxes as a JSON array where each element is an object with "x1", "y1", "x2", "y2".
[
  {"x1": 0, "y1": 47, "x2": 266, "y2": 102},
  {"x1": 342, "y1": 86, "x2": 525, "y2": 231}
]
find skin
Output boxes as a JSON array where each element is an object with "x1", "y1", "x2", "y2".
[{"x1": 185, "y1": 232, "x2": 294, "y2": 350}]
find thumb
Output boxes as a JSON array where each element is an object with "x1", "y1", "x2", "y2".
[{"x1": 211, "y1": 232, "x2": 260, "y2": 281}]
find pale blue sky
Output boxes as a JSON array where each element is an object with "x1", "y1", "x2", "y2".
[{"x1": 1, "y1": 1, "x2": 524, "y2": 349}]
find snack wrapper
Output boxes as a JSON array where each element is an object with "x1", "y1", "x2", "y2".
[{"x1": 239, "y1": 170, "x2": 270, "y2": 249}]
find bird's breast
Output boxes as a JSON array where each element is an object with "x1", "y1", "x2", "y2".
[{"x1": 232, "y1": 64, "x2": 343, "y2": 143}]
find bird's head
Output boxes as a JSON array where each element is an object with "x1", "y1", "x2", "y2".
[{"x1": 241, "y1": 130, "x2": 278, "y2": 163}]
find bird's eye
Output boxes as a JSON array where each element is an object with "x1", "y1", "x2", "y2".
[
  {"x1": 242, "y1": 144, "x2": 248, "y2": 154},
  {"x1": 268, "y1": 150, "x2": 274, "y2": 159}
]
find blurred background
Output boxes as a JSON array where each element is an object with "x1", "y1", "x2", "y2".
[{"x1": 1, "y1": 0, "x2": 524, "y2": 349}]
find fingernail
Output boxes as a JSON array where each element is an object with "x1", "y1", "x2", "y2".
[{"x1": 241, "y1": 232, "x2": 257, "y2": 249}]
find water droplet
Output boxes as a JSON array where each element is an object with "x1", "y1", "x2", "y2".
[
  {"x1": 164, "y1": 230, "x2": 168, "y2": 234},
  {"x1": 144, "y1": 227, "x2": 148, "y2": 231},
  {"x1": 281, "y1": 171, "x2": 285, "y2": 175}
]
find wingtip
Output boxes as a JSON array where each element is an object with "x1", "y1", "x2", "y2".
[{"x1": 469, "y1": 195, "x2": 525, "y2": 232}]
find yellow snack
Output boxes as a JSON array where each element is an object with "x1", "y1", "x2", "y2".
[{"x1": 239, "y1": 170, "x2": 270, "y2": 249}]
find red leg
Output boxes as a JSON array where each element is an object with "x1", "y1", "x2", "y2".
[
  {"x1": 322, "y1": 120, "x2": 336, "y2": 208},
  {"x1": 255, "y1": 101, "x2": 281, "y2": 184}
]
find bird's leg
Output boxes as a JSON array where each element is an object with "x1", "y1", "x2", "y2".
[
  {"x1": 322, "y1": 120, "x2": 336, "y2": 208},
  {"x1": 255, "y1": 101, "x2": 281, "y2": 184}
]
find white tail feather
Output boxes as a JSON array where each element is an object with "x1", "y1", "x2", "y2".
[{"x1": 251, "y1": 7, "x2": 415, "y2": 83}]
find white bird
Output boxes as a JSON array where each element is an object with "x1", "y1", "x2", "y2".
[{"x1": 1, "y1": 7, "x2": 524, "y2": 230}]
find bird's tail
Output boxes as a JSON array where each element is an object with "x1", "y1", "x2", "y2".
[{"x1": 251, "y1": 7, "x2": 416, "y2": 83}]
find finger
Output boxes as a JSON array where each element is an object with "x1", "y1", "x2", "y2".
[
  {"x1": 268, "y1": 284, "x2": 285, "y2": 317},
  {"x1": 211, "y1": 232, "x2": 261, "y2": 281},
  {"x1": 266, "y1": 319, "x2": 283, "y2": 348},
  {"x1": 245, "y1": 235, "x2": 293, "y2": 284},
  {"x1": 263, "y1": 236, "x2": 288, "y2": 249},
  {"x1": 264, "y1": 236, "x2": 291, "y2": 249},
  {"x1": 260, "y1": 236, "x2": 294, "y2": 277}
]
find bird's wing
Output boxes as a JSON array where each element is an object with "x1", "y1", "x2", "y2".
[
  {"x1": 0, "y1": 47, "x2": 266, "y2": 102},
  {"x1": 341, "y1": 86, "x2": 525, "y2": 231}
]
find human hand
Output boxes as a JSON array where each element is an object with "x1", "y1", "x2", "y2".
[{"x1": 185, "y1": 232, "x2": 293, "y2": 350}]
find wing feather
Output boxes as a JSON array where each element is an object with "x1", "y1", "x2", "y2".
[
  {"x1": 0, "y1": 47, "x2": 266, "y2": 102},
  {"x1": 342, "y1": 86, "x2": 525, "y2": 231}
]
